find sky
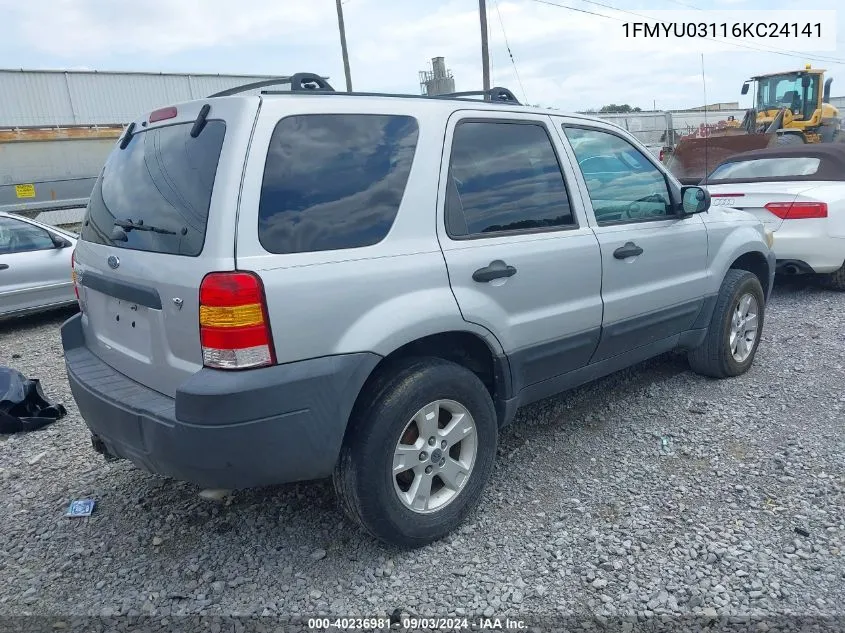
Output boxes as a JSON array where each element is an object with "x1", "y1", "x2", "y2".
[{"x1": 0, "y1": 0, "x2": 842, "y2": 111}]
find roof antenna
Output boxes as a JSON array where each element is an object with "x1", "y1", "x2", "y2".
[{"x1": 701, "y1": 53, "x2": 709, "y2": 184}]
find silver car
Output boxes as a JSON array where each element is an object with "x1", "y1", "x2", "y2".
[
  {"x1": 0, "y1": 212, "x2": 77, "y2": 320},
  {"x1": 61, "y1": 77, "x2": 775, "y2": 547}
]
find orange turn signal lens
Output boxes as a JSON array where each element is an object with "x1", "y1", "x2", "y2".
[{"x1": 199, "y1": 304, "x2": 264, "y2": 328}]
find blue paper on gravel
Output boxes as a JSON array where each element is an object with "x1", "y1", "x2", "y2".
[{"x1": 66, "y1": 499, "x2": 96, "y2": 517}]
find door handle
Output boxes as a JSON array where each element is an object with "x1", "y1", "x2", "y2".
[
  {"x1": 473, "y1": 260, "x2": 517, "y2": 283},
  {"x1": 0, "y1": 264, "x2": 8, "y2": 271},
  {"x1": 613, "y1": 242, "x2": 643, "y2": 259}
]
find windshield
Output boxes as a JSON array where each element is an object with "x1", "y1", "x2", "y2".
[
  {"x1": 80, "y1": 120, "x2": 226, "y2": 257},
  {"x1": 755, "y1": 73, "x2": 819, "y2": 120}
]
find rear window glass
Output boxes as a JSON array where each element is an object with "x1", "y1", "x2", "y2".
[
  {"x1": 80, "y1": 120, "x2": 226, "y2": 257},
  {"x1": 258, "y1": 114, "x2": 419, "y2": 254},
  {"x1": 708, "y1": 157, "x2": 821, "y2": 181}
]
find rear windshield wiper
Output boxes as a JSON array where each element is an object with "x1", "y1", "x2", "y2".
[{"x1": 113, "y1": 219, "x2": 177, "y2": 235}]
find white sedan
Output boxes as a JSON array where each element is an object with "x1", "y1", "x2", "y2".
[
  {"x1": 703, "y1": 144, "x2": 845, "y2": 289},
  {"x1": 0, "y1": 211, "x2": 78, "y2": 320}
]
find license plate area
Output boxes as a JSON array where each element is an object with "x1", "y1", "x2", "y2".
[{"x1": 94, "y1": 296, "x2": 153, "y2": 360}]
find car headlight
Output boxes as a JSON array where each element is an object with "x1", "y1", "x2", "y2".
[{"x1": 764, "y1": 229, "x2": 774, "y2": 249}]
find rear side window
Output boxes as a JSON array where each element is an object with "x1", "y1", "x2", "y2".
[
  {"x1": 258, "y1": 114, "x2": 419, "y2": 254},
  {"x1": 446, "y1": 121, "x2": 575, "y2": 237},
  {"x1": 81, "y1": 121, "x2": 226, "y2": 257},
  {"x1": 707, "y1": 157, "x2": 821, "y2": 181}
]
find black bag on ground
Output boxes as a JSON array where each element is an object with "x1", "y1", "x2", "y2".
[{"x1": 0, "y1": 366, "x2": 67, "y2": 433}]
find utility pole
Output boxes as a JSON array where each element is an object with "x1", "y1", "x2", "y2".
[
  {"x1": 335, "y1": 0, "x2": 353, "y2": 92},
  {"x1": 479, "y1": 0, "x2": 491, "y2": 97}
]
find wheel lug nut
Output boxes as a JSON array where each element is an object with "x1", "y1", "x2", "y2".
[
  {"x1": 419, "y1": 451, "x2": 428, "y2": 461},
  {"x1": 441, "y1": 440, "x2": 447, "y2": 449},
  {"x1": 428, "y1": 437, "x2": 436, "y2": 446},
  {"x1": 439, "y1": 458, "x2": 446, "y2": 467},
  {"x1": 425, "y1": 466, "x2": 433, "y2": 474}
]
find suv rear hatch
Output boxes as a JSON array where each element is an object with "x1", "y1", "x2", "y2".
[{"x1": 73, "y1": 98, "x2": 259, "y2": 398}]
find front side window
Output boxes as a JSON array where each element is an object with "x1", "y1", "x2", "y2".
[
  {"x1": 446, "y1": 121, "x2": 575, "y2": 237},
  {"x1": 564, "y1": 127, "x2": 673, "y2": 224},
  {"x1": 0, "y1": 216, "x2": 56, "y2": 254},
  {"x1": 258, "y1": 114, "x2": 419, "y2": 254}
]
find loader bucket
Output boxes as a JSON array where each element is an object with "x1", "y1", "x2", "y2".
[{"x1": 667, "y1": 133, "x2": 777, "y2": 184}]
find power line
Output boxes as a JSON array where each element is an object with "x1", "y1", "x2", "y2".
[
  {"x1": 656, "y1": 0, "x2": 845, "y2": 63},
  {"x1": 494, "y1": 0, "x2": 529, "y2": 103},
  {"x1": 529, "y1": 0, "x2": 615, "y2": 21},
  {"x1": 526, "y1": 0, "x2": 845, "y2": 65},
  {"x1": 577, "y1": 0, "x2": 845, "y2": 64},
  {"x1": 662, "y1": 0, "x2": 702, "y2": 10}
]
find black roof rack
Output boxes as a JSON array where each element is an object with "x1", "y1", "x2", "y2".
[
  {"x1": 209, "y1": 73, "x2": 334, "y2": 97},
  {"x1": 435, "y1": 87, "x2": 521, "y2": 104},
  {"x1": 259, "y1": 85, "x2": 523, "y2": 106}
]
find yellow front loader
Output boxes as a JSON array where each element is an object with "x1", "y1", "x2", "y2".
[
  {"x1": 742, "y1": 64, "x2": 840, "y2": 145},
  {"x1": 667, "y1": 65, "x2": 841, "y2": 183}
]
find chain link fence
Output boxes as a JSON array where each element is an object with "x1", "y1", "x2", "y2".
[
  {"x1": 589, "y1": 112, "x2": 671, "y2": 157},
  {"x1": 590, "y1": 110, "x2": 750, "y2": 159}
]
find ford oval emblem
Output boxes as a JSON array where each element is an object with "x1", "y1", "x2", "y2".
[{"x1": 107, "y1": 255, "x2": 120, "y2": 270}]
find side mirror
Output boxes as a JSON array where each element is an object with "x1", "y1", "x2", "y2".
[
  {"x1": 51, "y1": 234, "x2": 72, "y2": 249},
  {"x1": 681, "y1": 186, "x2": 710, "y2": 215},
  {"x1": 801, "y1": 75, "x2": 811, "y2": 88},
  {"x1": 741, "y1": 82, "x2": 750, "y2": 95}
]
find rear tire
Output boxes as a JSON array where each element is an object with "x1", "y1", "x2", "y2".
[
  {"x1": 688, "y1": 270, "x2": 765, "y2": 378},
  {"x1": 776, "y1": 134, "x2": 805, "y2": 146},
  {"x1": 820, "y1": 262, "x2": 845, "y2": 291},
  {"x1": 333, "y1": 357, "x2": 498, "y2": 548}
]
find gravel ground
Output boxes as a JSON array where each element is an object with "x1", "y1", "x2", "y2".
[{"x1": 1, "y1": 279, "x2": 844, "y2": 629}]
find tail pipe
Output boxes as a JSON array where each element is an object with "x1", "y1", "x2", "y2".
[
  {"x1": 91, "y1": 434, "x2": 120, "y2": 461},
  {"x1": 776, "y1": 260, "x2": 815, "y2": 276}
]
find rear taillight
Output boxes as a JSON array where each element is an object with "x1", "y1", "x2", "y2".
[
  {"x1": 765, "y1": 201, "x2": 828, "y2": 220},
  {"x1": 71, "y1": 249, "x2": 82, "y2": 312},
  {"x1": 658, "y1": 149, "x2": 664, "y2": 162},
  {"x1": 199, "y1": 272, "x2": 275, "y2": 370}
]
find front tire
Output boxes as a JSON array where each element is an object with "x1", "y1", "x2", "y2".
[
  {"x1": 333, "y1": 358, "x2": 498, "y2": 548},
  {"x1": 776, "y1": 133, "x2": 805, "y2": 146},
  {"x1": 688, "y1": 270, "x2": 765, "y2": 378}
]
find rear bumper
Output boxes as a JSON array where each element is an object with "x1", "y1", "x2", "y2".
[
  {"x1": 772, "y1": 230, "x2": 845, "y2": 274},
  {"x1": 61, "y1": 313, "x2": 380, "y2": 489}
]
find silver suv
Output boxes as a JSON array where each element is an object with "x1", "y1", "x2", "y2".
[{"x1": 61, "y1": 75, "x2": 775, "y2": 547}]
